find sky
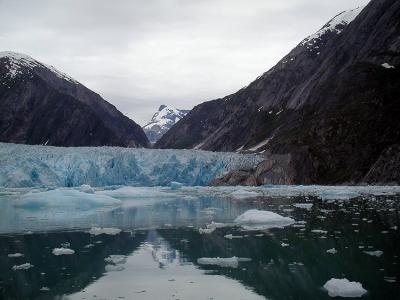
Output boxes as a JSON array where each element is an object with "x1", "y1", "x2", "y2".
[{"x1": 0, "y1": 0, "x2": 369, "y2": 125}]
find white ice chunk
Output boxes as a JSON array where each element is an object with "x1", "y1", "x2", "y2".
[
  {"x1": 294, "y1": 203, "x2": 313, "y2": 210},
  {"x1": 104, "y1": 255, "x2": 127, "y2": 265},
  {"x1": 381, "y1": 63, "x2": 395, "y2": 69},
  {"x1": 79, "y1": 184, "x2": 95, "y2": 194},
  {"x1": 327, "y1": 248, "x2": 338, "y2": 254},
  {"x1": 52, "y1": 248, "x2": 75, "y2": 255},
  {"x1": 8, "y1": 253, "x2": 24, "y2": 258},
  {"x1": 323, "y1": 278, "x2": 367, "y2": 297},
  {"x1": 88, "y1": 227, "x2": 122, "y2": 236},
  {"x1": 363, "y1": 250, "x2": 383, "y2": 257},
  {"x1": 12, "y1": 263, "x2": 34, "y2": 270},
  {"x1": 197, "y1": 256, "x2": 251, "y2": 268},
  {"x1": 234, "y1": 209, "x2": 295, "y2": 230}
]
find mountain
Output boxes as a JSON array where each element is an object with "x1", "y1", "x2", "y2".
[
  {"x1": 156, "y1": 0, "x2": 400, "y2": 185},
  {"x1": 0, "y1": 52, "x2": 150, "y2": 147},
  {"x1": 143, "y1": 105, "x2": 190, "y2": 144}
]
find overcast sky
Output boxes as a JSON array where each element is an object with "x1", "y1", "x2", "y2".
[{"x1": 0, "y1": 0, "x2": 369, "y2": 125}]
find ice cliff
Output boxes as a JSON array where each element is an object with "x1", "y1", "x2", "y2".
[{"x1": 0, "y1": 142, "x2": 262, "y2": 187}]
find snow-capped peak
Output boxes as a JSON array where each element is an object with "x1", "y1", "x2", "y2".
[
  {"x1": 143, "y1": 105, "x2": 190, "y2": 143},
  {"x1": 301, "y1": 6, "x2": 364, "y2": 46},
  {"x1": 0, "y1": 51, "x2": 78, "y2": 83}
]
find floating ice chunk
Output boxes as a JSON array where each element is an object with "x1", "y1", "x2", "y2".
[
  {"x1": 40, "y1": 287, "x2": 50, "y2": 291},
  {"x1": 84, "y1": 244, "x2": 95, "y2": 249},
  {"x1": 197, "y1": 256, "x2": 251, "y2": 268},
  {"x1": 79, "y1": 184, "x2": 95, "y2": 194},
  {"x1": 8, "y1": 253, "x2": 24, "y2": 258},
  {"x1": 323, "y1": 278, "x2": 367, "y2": 297},
  {"x1": 52, "y1": 248, "x2": 75, "y2": 255},
  {"x1": 12, "y1": 263, "x2": 34, "y2": 270},
  {"x1": 294, "y1": 203, "x2": 313, "y2": 210},
  {"x1": 327, "y1": 248, "x2": 338, "y2": 254},
  {"x1": 98, "y1": 186, "x2": 171, "y2": 199},
  {"x1": 199, "y1": 227, "x2": 215, "y2": 234},
  {"x1": 381, "y1": 63, "x2": 395, "y2": 69},
  {"x1": 207, "y1": 221, "x2": 227, "y2": 229},
  {"x1": 363, "y1": 250, "x2": 383, "y2": 257},
  {"x1": 105, "y1": 255, "x2": 127, "y2": 265},
  {"x1": 230, "y1": 189, "x2": 260, "y2": 199},
  {"x1": 234, "y1": 209, "x2": 295, "y2": 230},
  {"x1": 169, "y1": 181, "x2": 183, "y2": 190},
  {"x1": 224, "y1": 234, "x2": 243, "y2": 239},
  {"x1": 281, "y1": 242, "x2": 289, "y2": 247},
  {"x1": 311, "y1": 229, "x2": 328, "y2": 234},
  {"x1": 15, "y1": 189, "x2": 121, "y2": 210},
  {"x1": 88, "y1": 227, "x2": 122, "y2": 236},
  {"x1": 105, "y1": 264, "x2": 125, "y2": 272}
]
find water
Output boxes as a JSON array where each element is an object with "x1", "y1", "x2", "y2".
[{"x1": 0, "y1": 186, "x2": 399, "y2": 299}]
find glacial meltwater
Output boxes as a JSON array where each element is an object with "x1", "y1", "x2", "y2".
[{"x1": 0, "y1": 185, "x2": 399, "y2": 299}]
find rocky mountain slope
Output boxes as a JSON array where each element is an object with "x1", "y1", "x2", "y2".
[
  {"x1": 156, "y1": 0, "x2": 400, "y2": 184},
  {"x1": 143, "y1": 105, "x2": 189, "y2": 143},
  {"x1": 0, "y1": 52, "x2": 149, "y2": 147}
]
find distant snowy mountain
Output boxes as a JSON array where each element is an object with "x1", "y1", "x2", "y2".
[
  {"x1": 0, "y1": 51, "x2": 149, "y2": 147},
  {"x1": 143, "y1": 105, "x2": 190, "y2": 143}
]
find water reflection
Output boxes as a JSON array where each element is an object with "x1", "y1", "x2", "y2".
[{"x1": 0, "y1": 189, "x2": 399, "y2": 299}]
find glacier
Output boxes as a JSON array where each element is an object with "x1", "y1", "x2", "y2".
[{"x1": 0, "y1": 142, "x2": 263, "y2": 187}]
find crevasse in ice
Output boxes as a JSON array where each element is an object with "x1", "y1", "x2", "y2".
[{"x1": 0, "y1": 142, "x2": 263, "y2": 187}]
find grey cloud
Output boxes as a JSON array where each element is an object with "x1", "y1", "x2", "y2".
[{"x1": 0, "y1": 0, "x2": 370, "y2": 125}]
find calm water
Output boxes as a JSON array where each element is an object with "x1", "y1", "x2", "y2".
[{"x1": 0, "y1": 187, "x2": 399, "y2": 299}]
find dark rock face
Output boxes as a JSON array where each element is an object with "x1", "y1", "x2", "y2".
[
  {"x1": 156, "y1": 0, "x2": 400, "y2": 184},
  {"x1": 0, "y1": 52, "x2": 150, "y2": 147}
]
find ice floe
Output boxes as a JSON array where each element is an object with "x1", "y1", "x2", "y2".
[
  {"x1": 323, "y1": 278, "x2": 367, "y2": 297},
  {"x1": 8, "y1": 253, "x2": 24, "y2": 258},
  {"x1": 52, "y1": 248, "x2": 75, "y2": 255},
  {"x1": 15, "y1": 189, "x2": 121, "y2": 210},
  {"x1": 363, "y1": 250, "x2": 383, "y2": 257},
  {"x1": 105, "y1": 255, "x2": 127, "y2": 265},
  {"x1": 234, "y1": 209, "x2": 295, "y2": 230},
  {"x1": 326, "y1": 248, "x2": 338, "y2": 254},
  {"x1": 12, "y1": 263, "x2": 34, "y2": 270},
  {"x1": 197, "y1": 256, "x2": 251, "y2": 268},
  {"x1": 88, "y1": 227, "x2": 122, "y2": 236}
]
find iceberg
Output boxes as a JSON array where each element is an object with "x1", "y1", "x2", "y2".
[
  {"x1": 0, "y1": 142, "x2": 262, "y2": 187},
  {"x1": 323, "y1": 278, "x2": 367, "y2": 297},
  {"x1": 234, "y1": 209, "x2": 295, "y2": 230},
  {"x1": 14, "y1": 189, "x2": 121, "y2": 210}
]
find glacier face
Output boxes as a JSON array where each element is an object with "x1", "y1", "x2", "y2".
[{"x1": 0, "y1": 142, "x2": 263, "y2": 188}]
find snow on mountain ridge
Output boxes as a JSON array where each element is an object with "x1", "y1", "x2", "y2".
[
  {"x1": 143, "y1": 105, "x2": 190, "y2": 143},
  {"x1": 301, "y1": 6, "x2": 365, "y2": 46},
  {"x1": 0, "y1": 51, "x2": 78, "y2": 83}
]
